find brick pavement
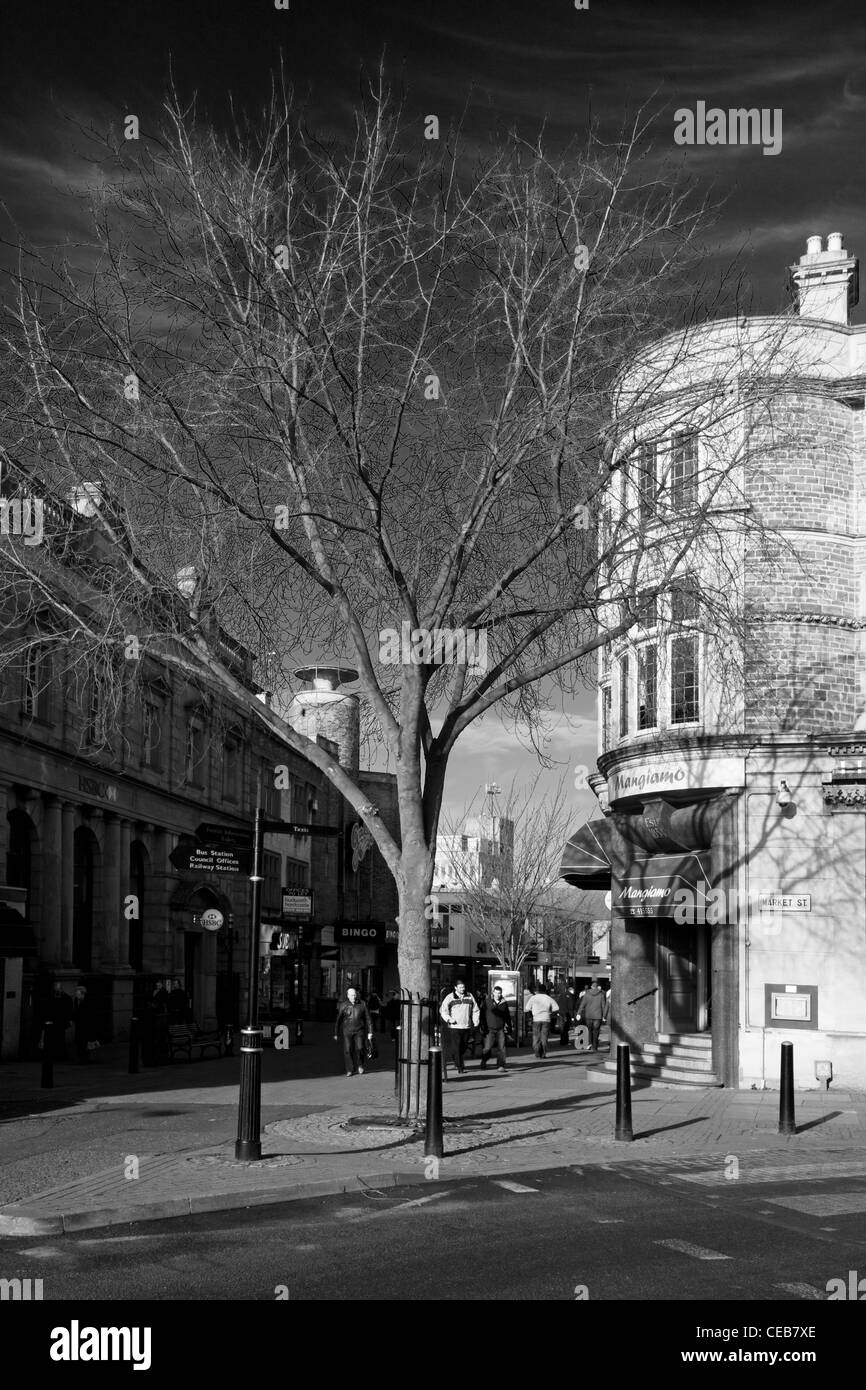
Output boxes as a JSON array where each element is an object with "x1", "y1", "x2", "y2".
[{"x1": 2, "y1": 1032, "x2": 865, "y2": 1235}]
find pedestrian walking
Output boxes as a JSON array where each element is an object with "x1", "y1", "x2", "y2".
[
  {"x1": 72, "y1": 985, "x2": 95, "y2": 1063},
  {"x1": 46, "y1": 982, "x2": 73, "y2": 1060},
  {"x1": 382, "y1": 988, "x2": 400, "y2": 1039},
  {"x1": 479, "y1": 984, "x2": 513, "y2": 1072},
  {"x1": 439, "y1": 980, "x2": 480, "y2": 1075},
  {"x1": 577, "y1": 978, "x2": 608, "y2": 1051},
  {"x1": 523, "y1": 984, "x2": 534, "y2": 1042},
  {"x1": 168, "y1": 979, "x2": 192, "y2": 1024},
  {"x1": 366, "y1": 989, "x2": 382, "y2": 1033},
  {"x1": 334, "y1": 987, "x2": 373, "y2": 1076},
  {"x1": 555, "y1": 986, "x2": 572, "y2": 1047},
  {"x1": 526, "y1": 983, "x2": 559, "y2": 1058}
]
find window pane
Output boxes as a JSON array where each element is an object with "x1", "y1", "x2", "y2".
[
  {"x1": 636, "y1": 590, "x2": 657, "y2": 628},
  {"x1": 671, "y1": 577, "x2": 700, "y2": 623},
  {"x1": 671, "y1": 635, "x2": 700, "y2": 723},
  {"x1": 602, "y1": 686, "x2": 612, "y2": 752},
  {"x1": 638, "y1": 646, "x2": 657, "y2": 729},
  {"x1": 619, "y1": 655, "x2": 630, "y2": 736},
  {"x1": 143, "y1": 701, "x2": 160, "y2": 767},
  {"x1": 671, "y1": 431, "x2": 698, "y2": 509},
  {"x1": 637, "y1": 442, "x2": 657, "y2": 521}
]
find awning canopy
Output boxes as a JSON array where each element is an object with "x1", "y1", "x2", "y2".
[{"x1": 559, "y1": 819, "x2": 615, "y2": 890}]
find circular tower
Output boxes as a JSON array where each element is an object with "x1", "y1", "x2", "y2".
[{"x1": 285, "y1": 667, "x2": 360, "y2": 775}]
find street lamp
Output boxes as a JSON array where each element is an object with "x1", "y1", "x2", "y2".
[{"x1": 235, "y1": 805, "x2": 265, "y2": 1160}]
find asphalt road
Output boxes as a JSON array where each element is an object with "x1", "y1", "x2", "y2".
[{"x1": 3, "y1": 1159, "x2": 865, "y2": 1303}]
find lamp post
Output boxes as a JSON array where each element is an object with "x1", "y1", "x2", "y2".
[{"x1": 235, "y1": 805, "x2": 265, "y2": 1161}]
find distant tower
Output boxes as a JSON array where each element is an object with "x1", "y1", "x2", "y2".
[{"x1": 284, "y1": 667, "x2": 360, "y2": 774}]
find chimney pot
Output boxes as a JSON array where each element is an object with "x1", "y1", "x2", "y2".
[
  {"x1": 827, "y1": 232, "x2": 844, "y2": 253},
  {"x1": 806, "y1": 235, "x2": 823, "y2": 255}
]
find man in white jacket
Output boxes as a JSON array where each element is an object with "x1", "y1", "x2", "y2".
[
  {"x1": 526, "y1": 984, "x2": 560, "y2": 1059},
  {"x1": 439, "y1": 980, "x2": 481, "y2": 1075}
]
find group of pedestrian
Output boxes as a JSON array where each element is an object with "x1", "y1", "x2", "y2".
[
  {"x1": 331, "y1": 977, "x2": 609, "y2": 1077},
  {"x1": 41, "y1": 982, "x2": 95, "y2": 1063}
]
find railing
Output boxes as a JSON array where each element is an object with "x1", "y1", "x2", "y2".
[{"x1": 395, "y1": 992, "x2": 439, "y2": 1121}]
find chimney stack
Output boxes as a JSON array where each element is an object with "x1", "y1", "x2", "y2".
[{"x1": 790, "y1": 234, "x2": 859, "y2": 325}]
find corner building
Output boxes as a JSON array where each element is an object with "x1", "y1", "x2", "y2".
[{"x1": 563, "y1": 234, "x2": 866, "y2": 1090}]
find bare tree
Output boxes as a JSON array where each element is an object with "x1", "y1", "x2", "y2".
[
  {"x1": 439, "y1": 776, "x2": 584, "y2": 970},
  {"x1": 0, "y1": 70, "x2": 805, "y2": 1111}
]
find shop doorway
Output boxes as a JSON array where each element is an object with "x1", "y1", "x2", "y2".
[{"x1": 658, "y1": 924, "x2": 711, "y2": 1033}]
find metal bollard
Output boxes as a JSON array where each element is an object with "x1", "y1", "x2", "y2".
[
  {"x1": 779, "y1": 1041, "x2": 796, "y2": 1135},
  {"x1": 394, "y1": 1025, "x2": 401, "y2": 1094},
  {"x1": 41, "y1": 1021, "x2": 54, "y2": 1089},
  {"x1": 128, "y1": 1016, "x2": 140, "y2": 1074},
  {"x1": 614, "y1": 1043, "x2": 633, "y2": 1141},
  {"x1": 424, "y1": 1045, "x2": 444, "y2": 1158}
]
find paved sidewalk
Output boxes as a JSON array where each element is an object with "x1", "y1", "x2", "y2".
[{"x1": 2, "y1": 1032, "x2": 865, "y2": 1235}]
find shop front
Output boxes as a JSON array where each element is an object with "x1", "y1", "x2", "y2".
[{"x1": 561, "y1": 751, "x2": 744, "y2": 1087}]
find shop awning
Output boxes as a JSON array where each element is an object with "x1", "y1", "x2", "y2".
[
  {"x1": 559, "y1": 819, "x2": 615, "y2": 890},
  {"x1": 613, "y1": 850, "x2": 713, "y2": 919}
]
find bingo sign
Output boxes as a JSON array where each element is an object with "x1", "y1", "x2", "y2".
[{"x1": 200, "y1": 909, "x2": 224, "y2": 933}]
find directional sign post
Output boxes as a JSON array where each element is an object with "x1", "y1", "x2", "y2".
[
  {"x1": 169, "y1": 843, "x2": 252, "y2": 875},
  {"x1": 195, "y1": 823, "x2": 254, "y2": 847}
]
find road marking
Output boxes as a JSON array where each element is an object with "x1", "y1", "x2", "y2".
[
  {"x1": 595, "y1": 1218, "x2": 624, "y2": 1224},
  {"x1": 339, "y1": 1191, "x2": 454, "y2": 1222},
  {"x1": 494, "y1": 1179, "x2": 540, "y2": 1194},
  {"x1": 655, "y1": 1239, "x2": 732, "y2": 1261},
  {"x1": 73, "y1": 1234, "x2": 155, "y2": 1246},
  {"x1": 774, "y1": 1282, "x2": 825, "y2": 1300},
  {"x1": 676, "y1": 1160, "x2": 866, "y2": 1186},
  {"x1": 766, "y1": 1192, "x2": 866, "y2": 1216}
]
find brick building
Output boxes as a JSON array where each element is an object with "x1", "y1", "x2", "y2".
[{"x1": 562, "y1": 233, "x2": 866, "y2": 1090}]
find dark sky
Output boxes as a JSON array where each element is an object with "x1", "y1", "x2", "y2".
[
  {"x1": 3, "y1": 0, "x2": 866, "y2": 315},
  {"x1": 2, "y1": 0, "x2": 864, "y2": 814}
]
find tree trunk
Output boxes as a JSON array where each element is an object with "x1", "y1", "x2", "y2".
[{"x1": 396, "y1": 847, "x2": 433, "y2": 1121}]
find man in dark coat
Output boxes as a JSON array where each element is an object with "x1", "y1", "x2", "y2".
[
  {"x1": 73, "y1": 985, "x2": 94, "y2": 1063},
  {"x1": 577, "y1": 978, "x2": 608, "y2": 1051},
  {"x1": 48, "y1": 983, "x2": 74, "y2": 1060},
  {"x1": 479, "y1": 985, "x2": 513, "y2": 1072},
  {"x1": 333, "y1": 988, "x2": 373, "y2": 1076}
]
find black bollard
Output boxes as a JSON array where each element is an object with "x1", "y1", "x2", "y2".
[
  {"x1": 41, "y1": 1021, "x2": 54, "y2": 1089},
  {"x1": 614, "y1": 1043, "x2": 633, "y2": 1141},
  {"x1": 779, "y1": 1041, "x2": 796, "y2": 1135},
  {"x1": 424, "y1": 1046, "x2": 444, "y2": 1158},
  {"x1": 394, "y1": 1025, "x2": 401, "y2": 1094},
  {"x1": 127, "y1": 1016, "x2": 140, "y2": 1074}
]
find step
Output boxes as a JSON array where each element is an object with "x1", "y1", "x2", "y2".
[
  {"x1": 656, "y1": 1033, "x2": 712, "y2": 1050},
  {"x1": 639, "y1": 1046, "x2": 715, "y2": 1071},
  {"x1": 586, "y1": 1062, "x2": 723, "y2": 1089}
]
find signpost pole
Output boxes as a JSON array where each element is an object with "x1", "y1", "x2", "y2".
[{"x1": 235, "y1": 805, "x2": 265, "y2": 1161}]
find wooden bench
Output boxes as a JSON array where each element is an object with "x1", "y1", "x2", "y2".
[{"x1": 168, "y1": 1023, "x2": 225, "y2": 1061}]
